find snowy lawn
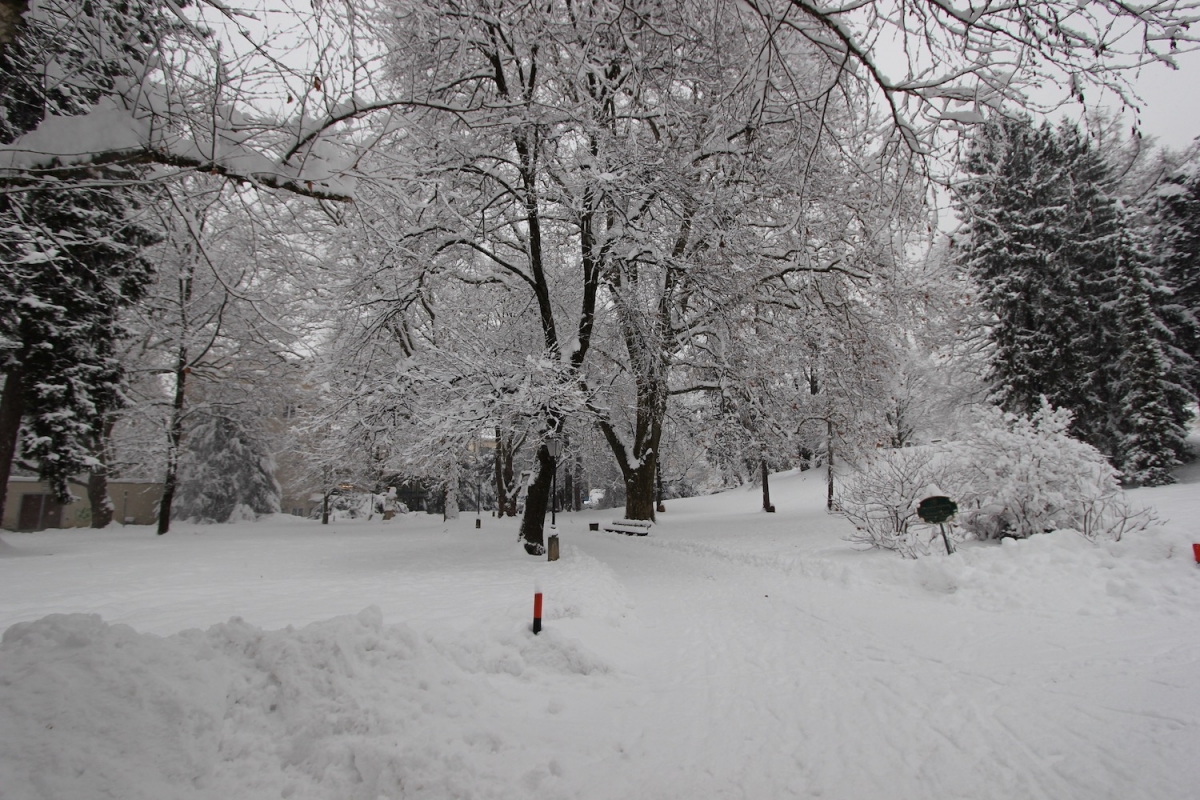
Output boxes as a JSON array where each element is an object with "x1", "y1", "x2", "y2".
[{"x1": 1, "y1": 468, "x2": 1198, "y2": 800}]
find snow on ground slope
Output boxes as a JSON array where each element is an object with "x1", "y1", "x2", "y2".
[{"x1": 0, "y1": 468, "x2": 1197, "y2": 799}]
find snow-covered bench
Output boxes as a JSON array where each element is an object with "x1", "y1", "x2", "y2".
[{"x1": 604, "y1": 519, "x2": 652, "y2": 536}]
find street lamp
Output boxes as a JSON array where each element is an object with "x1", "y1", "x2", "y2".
[{"x1": 546, "y1": 437, "x2": 563, "y2": 528}]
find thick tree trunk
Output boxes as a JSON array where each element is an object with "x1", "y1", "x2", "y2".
[
  {"x1": 656, "y1": 458, "x2": 665, "y2": 513},
  {"x1": 87, "y1": 419, "x2": 116, "y2": 528},
  {"x1": 157, "y1": 357, "x2": 187, "y2": 535},
  {"x1": 444, "y1": 458, "x2": 459, "y2": 520},
  {"x1": 599, "y1": 207, "x2": 686, "y2": 523},
  {"x1": 493, "y1": 427, "x2": 507, "y2": 517},
  {"x1": 573, "y1": 453, "x2": 583, "y2": 511},
  {"x1": 0, "y1": 0, "x2": 28, "y2": 49},
  {"x1": 624, "y1": 452, "x2": 657, "y2": 522},
  {"x1": 495, "y1": 429, "x2": 522, "y2": 517},
  {"x1": 598, "y1": 326, "x2": 667, "y2": 522},
  {"x1": 563, "y1": 465, "x2": 573, "y2": 516},
  {"x1": 0, "y1": 365, "x2": 27, "y2": 529},
  {"x1": 761, "y1": 458, "x2": 774, "y2": 512},
  {"x1": 826, "y1": 418, "x2": 835, "y2": 512},
  {"x1": 87, "y1": 470, "x2": 113, "y2": 528},
  {"x1": 519, "y1": 443, "x2": 554, "y2": 555}
]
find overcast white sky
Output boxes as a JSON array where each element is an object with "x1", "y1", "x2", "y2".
[{"x1": 1130, "y1": 51, "x2": 1200, "y2": 151}]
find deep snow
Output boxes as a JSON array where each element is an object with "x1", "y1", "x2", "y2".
[{"x1": 1, "y1": 466, "x2": 1198, "y2": 800}]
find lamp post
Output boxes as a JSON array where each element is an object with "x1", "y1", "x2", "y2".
[{"x1": 546, "y1": 437, "x2": 563, "y2": 528}]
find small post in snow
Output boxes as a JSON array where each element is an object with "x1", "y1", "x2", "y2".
[{"x1": 533, "y1": 585, "x2": 543, "y2": 634}]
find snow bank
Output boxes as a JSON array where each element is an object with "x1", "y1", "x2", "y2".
[
  {"x1": 0, "y1": 607, "x2": 611, "y2": 800},
  {"x1": 898, "y1": 523, "x2": 1200, "y2": 613},
  {"x1": 2, "y1": 465, "x2": 1198, "y2": 800}
]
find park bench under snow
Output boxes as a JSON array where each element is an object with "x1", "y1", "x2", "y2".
[{"x1": 605, "y1": 519, "x2": 652, "y2": 536}]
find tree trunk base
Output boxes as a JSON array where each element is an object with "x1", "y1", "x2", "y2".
[{"x1": 522, "y1": 539, "x2": 545, "y2": 556}]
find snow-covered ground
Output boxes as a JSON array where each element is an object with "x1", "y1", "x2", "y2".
[{"x1": 2, "y1": 465, "x2": 1198, "y2": 800}]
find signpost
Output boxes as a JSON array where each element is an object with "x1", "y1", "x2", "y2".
[
  {"x1": 546, "y1": 437, "x2": 563, "y2": 562},
  {"x1": 918, "y1": 496, "x2": 958, "y2": 554}
]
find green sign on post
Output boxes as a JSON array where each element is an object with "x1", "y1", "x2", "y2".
[
  {"x1": 917, "y1": 496, "x2": 957, "y2": 524},
  {"x1": 918, "y1": 496, "x2": 958, "y2": 555}
]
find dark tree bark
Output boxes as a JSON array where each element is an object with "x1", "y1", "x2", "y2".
[
  {"x1": 563, "y1": 461, "x2": 573, "y2": 515},
  {"x1": 573, "y1": 452, "x2": 584, "y2": 511},
  {"x1": 623, "y1": 451, "x2": 658, "y2": 522},
  {"x1": 0, "y1": 0, "x2": 27, "y2": 48},
  {"x1": 519, "y1": 442, "x2": 555, "y2": 555},
  {"x1": 86, "y1": 469, "x2": 112, "y2": 527},
  {"x1": 157, "y1": 356, "x2": 187, "y2": 535},
  {"x1": 493, "y1": 428, "x2": 522, "y2": 517},
  {"x1": 656, "y1": 457, "x2": 665, "y2": 513},
  {"x1": 761, "y1": 458, "x2": 774, "y2": 512},
  {"x1": 86, "y1": 419, "x2": 116, "y2": 527},
  {"x1": 0, "y1": 363, "x2": 27, "y2": 528},
  {"x1": 493, "y1": 427, "x2": 506, "y2": 517},
  {"x1": 826, "y1": 418, "x2": 835, "y2": 513}
]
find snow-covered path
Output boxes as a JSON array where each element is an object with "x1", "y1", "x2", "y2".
[
  {"x1": 565, "y1": 527, "x2": 1196, "y2": 800},
  {"x1": 2, "y1": 470, "x2": 1198, "y2": 799}
]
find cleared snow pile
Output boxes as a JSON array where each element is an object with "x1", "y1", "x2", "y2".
[
  {"x1": 0, "y1": 606, "x2": 612, "y2": 800},
  {"x1": 900, "y1": 520, "x2": 1200, "y2": 613},
  {"x1": 840, "y1": 403, "x2": 1154, "y2": 557}
]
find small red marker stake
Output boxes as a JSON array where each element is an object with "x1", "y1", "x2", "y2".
[
  {"x1": 533, "y1": 591, "x2": 543, "y2": 634},
  {"x1": 1193, "y1": 543, "x2": 1200, "y2": 564}
]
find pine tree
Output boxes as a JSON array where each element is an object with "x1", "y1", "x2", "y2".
[
  {"x1": 1151, "y1": 164, "x2": 1200, "y2": 396},
  {"x1": 955, "y1": 118, "x2": 1195, "y2": 483},
  {"x1": 958, "y1": 120, "x2": 1103, "y2": 440},
  {"x1": 174, "y1": 413, "x2": 280, "y2": 523},
  {"x1": 0, "y1": 0, "x2": 163, "y2": 523},
  {"x1": 0, "y1": 184, "x2": 157, "y2": 507},
  {"x1": 1111, "y1": 231, "x2": 1193, "y2": 485}
]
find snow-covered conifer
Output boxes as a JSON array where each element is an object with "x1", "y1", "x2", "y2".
[
  {"x1": 1150, "y1": 163, "x2": 1200, "y2": 396},
  {"x1": 174, "y1": 413, "x2": 280, "y2": 523},
  {"x1": 0, "y1": 0, "x2": 164, "y2": 524},
  {"x1": 955, "y1": 118, "x2": 1195, "y2": 479},
  {"x1": 1111, "y1": 247, "x2": 1193, "y2": 485}
]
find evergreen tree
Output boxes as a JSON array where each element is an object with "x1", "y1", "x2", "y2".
[
  {"x1": 0, "y1": 0, "x2": 164, "y2": 521},
  {"x1": 1111, "y1": 228, "x2": 1194, "y2": 485},
  {"x1": 955, "y1": 118, "x2": 1194, "y2": 484},
  {"x1": 1151, "y1": 164, "x2": 1200, "y2": 396},
  {"x1": 174, "y1": 412, "x2": 280, "y2": 523},
  {"x1": 0, "y1": 185, "x2": 157, "y2": 506}
]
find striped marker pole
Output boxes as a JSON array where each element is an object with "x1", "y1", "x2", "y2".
[{"x1": 533, "y1": 591, "x2": 543, "y2": 634}]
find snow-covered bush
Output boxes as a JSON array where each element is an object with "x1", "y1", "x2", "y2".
[
  {"x1": 953, "y1": 403, "x2": 1153, "y2": 542},
  {"x1": 839, "y1": 447, "x2": 965, "y2": 558},
  {"x1": 838, "y1": 402, "x2": 1155, "y2": 557}
]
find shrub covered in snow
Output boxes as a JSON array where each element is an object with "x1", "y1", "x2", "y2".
[
  {"x1": 954, "y1": 403, "x2": 1153, "y2": 542},
  {"x1": 839, "y1": 402, "x2": 1154, "y2": 556},
  {"x1": 839, "y1": 447, "x2": 964, "y2": 558}
]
